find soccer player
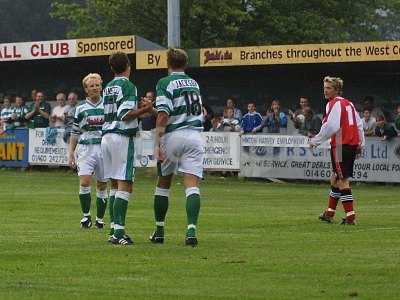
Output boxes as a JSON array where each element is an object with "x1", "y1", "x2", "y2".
[
  {"x1": 310, "y1": 76, "x2": 365, "y2": 225},
  {"x1": 68, "y1": 73, "x2": 108, "y2": 229},
  {"x1": 102, "y1": 52, "x2": 154, "y2": 245},
  {"x1": 150, "y1": 48, "x2": 204, "y2": 247}
]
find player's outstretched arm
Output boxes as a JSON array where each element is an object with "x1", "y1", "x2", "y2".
[{"x1": 121, "y1": 101, "x2": 154, "y2": 121}]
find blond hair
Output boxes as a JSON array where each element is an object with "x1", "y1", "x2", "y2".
[
  {"x1": 323, "y1": 76, "x2": 343, "y2": 94},
  {"x1": 82, "y1": 73, "x2": 102, "y2": 89}
]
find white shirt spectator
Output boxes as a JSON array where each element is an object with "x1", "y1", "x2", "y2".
[
  {"x1": 51, "y1": 92, "x2": 68, "y2": 128},
  {"x1": 362, "y1": 116, "x2": 376, "y2": 136},
  {"x1": 51, "y1": 105, "x2": 67, "y2": 128}
]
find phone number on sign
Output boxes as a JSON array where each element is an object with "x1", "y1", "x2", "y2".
[{"x1": 304, "y1": 169, "x2": 368, "y2": 179}]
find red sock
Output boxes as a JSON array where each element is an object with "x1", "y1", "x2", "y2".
[
  {"x1": 340, "y1": 189, "x2": 355, "y2": 221},
  {"x1": 326, "y1": 187, "x2": 340, "y2": 217}
]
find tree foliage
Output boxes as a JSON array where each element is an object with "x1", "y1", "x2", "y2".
[
  {"x1": 0, "y1": 0, "x2": 67, "y2": 43},
  {"x1": 51, "y1": 0, "x2": 400, "y2": 47}
]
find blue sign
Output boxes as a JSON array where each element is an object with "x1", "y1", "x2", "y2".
[{"x1": 0, "y1": 128, "x2": 29, "y2": 168}]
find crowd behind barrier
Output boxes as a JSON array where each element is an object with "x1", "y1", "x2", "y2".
[
  {"x1": 1, "y1": 89, "x2": 400, "y2": 183},
  {"x1": 1, "y1": 90, "x2": 400, "y2": 137},
  {"x1": 1, "y1": 128, "x2": 400, "y2": 183}
]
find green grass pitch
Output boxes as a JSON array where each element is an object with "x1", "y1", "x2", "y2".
[{"x1": 1, "y1": 168, "x2": 399, "y2": 300}]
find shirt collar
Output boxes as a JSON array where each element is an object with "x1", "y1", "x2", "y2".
[{"x1": 86, "y1": 97, "x2": 102, "y2": 107}]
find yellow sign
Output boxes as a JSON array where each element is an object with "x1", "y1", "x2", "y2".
[
  {"x1": 200, "y1": 41, "x2": 400, "y2": 67},
  {"x1": 76, "y1": 35, "x2": 135, "y2": 57},
  {"x1": 136, "y1": 50, "x2": 167, "y2": 69}
]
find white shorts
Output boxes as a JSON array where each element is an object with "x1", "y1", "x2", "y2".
[
  {"x1": 75, "y1": 144, "x2": 106, "y2": 182},
  {"x1": 101, "y1": 133, "x2": 136, "y2": 181},
  {"x1": 158, "y1": 129, "x2": 204, "y2": 178}
]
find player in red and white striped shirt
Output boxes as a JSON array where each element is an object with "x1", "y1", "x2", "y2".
[{"x1": 310, "y1": 76, "x2": 365, "y2": 225}]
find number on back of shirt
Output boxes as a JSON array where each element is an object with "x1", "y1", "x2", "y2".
[{"x1": 183, "y1": 91, "x2": 202, "y2": 116}]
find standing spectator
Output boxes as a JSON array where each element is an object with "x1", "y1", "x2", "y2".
[
  {"x1": 63, "y1": 91, "x2": 79, "y2": 143},
  {"x1": 261, "y1": 99, "x2": 288, "y2": 133},
  {"x1": 295, "y1": 106, "x2": 322, "y2": 137},
  {"x1": 221, "y1": 107, "x2": 240, "y2": 132},
  {"x1": 361, "y1": 108, "x2": 376, "y2": 137},
  {"x1": 375, "y1": 116, "x2": 398, "y2": 140},
  {"x1": 0, "y1": 97, "x2": 13, "y2": 132},
  {"x1": 11, "y1": 96, "x2": 28, "y2": 128},
  {"x1": 395, "y1": 104, "x2": 400, "y2": 132},
  {"x1": 51, "y1": 92, "x2": 68, "y2": 128},
  {"x1": 140, "y1": 91, "x2": 157, "y2": 131},
  {"x1": 362, "y1": 96, "x2": 384, "y2": 120},
  {"x1": 226, "y1": 98, "x2": 242, "y2": 121},
  {"x1": 240, "y1": 102, "x2": 263, "y2": 134},
  {"x1": 25, "y1": 91, "x2": 51, "y2": 128},
  {"x1": 289, "y1": 96, "x2": 309, "y2": 124}
]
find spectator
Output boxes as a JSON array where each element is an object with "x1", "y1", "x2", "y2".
[
  {"x1": 0, "y1": 97, "x2": 13, "y2": 132},
  {"x1": 202, "y1": 103, "x2": 213, "y2": 132},
  {"x1": 361, "y1": 108, "x2": 376, "y2": 137},
  {"x1": 395, "y1": 104, "x2": 400, "y2": 132},
  {"x1": 63, "y1": 91, "x2": 79, "y2": 143},
  {"x1": 240, "y1": 102, "x2": 263, "y2": 134},
  {"x1": 226, "y1": 98, "x2": 242, "y2": 121},
  {"x1": 140, "y1": 91, "x2": 157, "y2": 131},
  {"x1": 25, "y1": 91, "x2": 51, "y2": 128},
  {"x1": 261, "y1": 99, "x2": 288, "y2": 133},
  {"x1": 210, "y1": 113, "x2": 223, "y2": 132},
  {"x1": 11, "y1": 96, "x2": 28, "y2": 128},
  {"x1": 299, "y1": 106, "x2": 322, "y2": 137},
  {"x1": 51, "y1": 92, "x2": 68, "y2": 128},
  {"x1": 289, "y1": 96, "x2": 309, "y2": 123},
  {"x1": 375, "y1": 116, "x2": 398, "y2": 140},
  {"x1": 363, "y1": 96, "x2": 384, "y2": 120},
  {"x1": 221, "y1": 107, "x2": 240, "y2": 132}
]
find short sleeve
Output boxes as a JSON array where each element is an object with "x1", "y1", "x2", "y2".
[
  {"x1": 156, "y1": 79, "x2": 173, "y2": 115},
  {"x1": 117, "y1": 82, "x2": 138, "y2": 120}
]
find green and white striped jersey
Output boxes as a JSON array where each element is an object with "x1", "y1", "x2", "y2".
[
  {"x1": 0, "y1": 107, "x2": 13, "y2": 121},
  {"x1": 72, "y1": 98, "x2": 104, "y2": 145},
  {"x1": 102, "y1": 76, "x2": 139, "y2": 137},
  {"x1": 156, "y1": 72, "x2": 203, "y2": 133},
  {"x1": 12, "y1": 106, "x2": 29, "y2": 127}
]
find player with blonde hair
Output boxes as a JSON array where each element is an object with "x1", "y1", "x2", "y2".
[
  {"x1": 68, "y1": 73, "x2": 108, "y2": 229},
  {"x1": 310, "y1": 76, "x2": 364, "y2": 225}
]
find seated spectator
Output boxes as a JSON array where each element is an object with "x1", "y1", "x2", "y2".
[
  {"x1": 11, "y1": 96, "x2": 28, "y2": 128},
  {"x1": 140, "y1": 91, "x2": 157, "y2": 131},
  {"x1": 63, "y1": 91, "x2": 79, "y2": 143},
  {"x1": 51, "y1": 92, "x2": 68, "y2": 128},
  {"x1": 25, "y1": 91, "x2": 51, "y2": 128},
  {"x1": 221, "y1": 107, "x2": 240, "y2": 132},
  {"x1": 261, "y1": 99, "x2": 288, "y2": 133},
  {"x1": 240, "y1": 102, "x2": 263, "y2": 134},
  {"x1": 362, "y1": 108, "x2": 376, "y2": 136},
  {"x1": 363, "y1": 96, "x2": 384, "y2": 120},
  {"x1": 375, "y1": 116, "x2": 398, "y2": 140},
  {"x1": 395, "y1": 104, "x2": 400, "y2": 132},
  {"x1": 0, "y1": 97, "x2": 13, "y2": 132},
  {"x1": 295, "y1": 106, "x2": 321, "y2": 137},
  {"x1": 210, "y1": 113, "x2": 223, "y2": 132},
  {"x1": 226, "y1": 98, "x2": 242, "y2": 121}
]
